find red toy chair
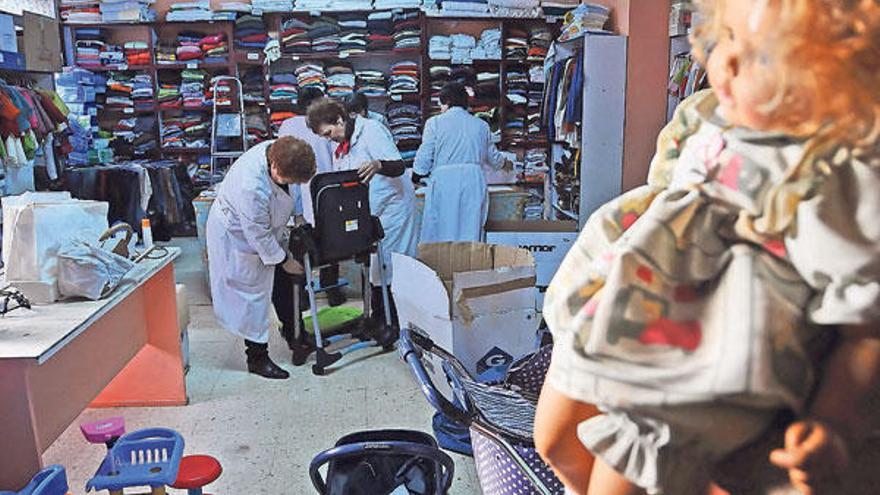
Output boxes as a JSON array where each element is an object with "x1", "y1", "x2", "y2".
[{"x1": 170, "y1": 456, "x2": 222, "y2": 495}]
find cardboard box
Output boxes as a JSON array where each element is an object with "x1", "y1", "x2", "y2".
[
  {"x1": 486, "y1": 220, "x2": 578, "y2": 309},
  {"x1": 23, "y1": 12, "x2": 62, "y2": 73},
  {"x1": 393, "y1": 242, "x2": 541, "y2": 385}
]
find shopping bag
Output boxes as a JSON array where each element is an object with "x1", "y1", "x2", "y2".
[
  {"x1": 57, "y1": 240, "x2": 136, "y2": 300},
  {"x1": 2, "y1": 192, "x2": 109, "y2": 289}
]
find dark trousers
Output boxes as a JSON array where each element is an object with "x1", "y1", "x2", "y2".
[{"x1": 271, "y1": 264, "x2": 341, "y2": 330}]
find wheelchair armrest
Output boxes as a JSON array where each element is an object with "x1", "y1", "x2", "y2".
[{"x1": 289, "y1": 223, "x2": 319, "y2": 260}]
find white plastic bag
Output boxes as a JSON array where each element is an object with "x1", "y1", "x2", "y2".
[
  {"x1": 2, "y1": 192, "x2": 109, "y2": 289},
  {"x1": 57, "y1": 240, "x2": 136, "y2": 300}
]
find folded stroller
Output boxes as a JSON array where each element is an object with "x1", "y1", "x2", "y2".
[
  {"x1": 289, "y1": 170, "x2": 395, "y2": 375},
  {"x1": 309, "y1": 429, "x2": 455, "y2": 495},
  {"x1": 400, "y1": 326, "x2": 565, "y2": 495}
]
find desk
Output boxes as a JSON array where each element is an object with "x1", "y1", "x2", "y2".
[{"x1": 0, "y1": 248, "x2": 187, "y2": 488}]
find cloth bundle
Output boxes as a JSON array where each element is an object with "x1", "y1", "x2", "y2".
[
  {"x1": 181, "y1": 69, "x2": 209, "y2": 110},
  {"x1": 393, "y1": 11, "x2": 421, "y2": 51},
  {"x1": 326, "y1": 64, "x2": 355, "y2": 99},
  {"x1": 296, "y1": 63, "x2": 327, "y2": 92},
  {"x1": 235, "y1": 15, "x2": 268, "y2": 53},
  {"x1": 337, "y1": 13, "x2": 369, "y2": 57},
  {"x1": 162, "y1": 113, "x2": 209, "y2": 149},
  {"x1": 100, "y1": 0, "x2": 156, "y2": 23},
  {"x1": 440, "y1": 0, "x2": 489, "y2": 15},
  {"x1": 60, "y1": 0, "x2": 102, "y2": 23},
  {"x1": 124, "y1": 41, "x2": 150, "y2": 66},
  {"x1": 505, "y1": 28, "x2": 528, "y2": 59},
  {"x1": 389, "y1": 61, "x2": 419, "y2": 95},
  {"x1": 251, "y1": 0, "x2": 294, "y2": 12},
  {"x1": 473, "y1": 28, "x2": 502, "y2": 59},
  {"x1": 241, "y1": 67, "x2": 266, "y2": 104},
  {"x1": 386, "y1": 102, "x2": 422, "y2": 153},
  {"x1": 166, "y1": 0, "x2": 213, "y2": 21},
  {"x1": 111, "y1": 115, "x2": 157, "y2": 157},
  {"x1": 355, "y1": 70, "x2": 388, "y2": 97},
  {"x1": 528, "y1": 27, "x2": 551, "y2": 61},
  {"x1": 488, "y1": 0, "x2": 540, "y2": 17}
]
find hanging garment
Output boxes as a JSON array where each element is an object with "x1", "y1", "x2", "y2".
[
  {"x1": 414, "y1": 107, "x2": 506, "y2": 242},
  {"x1": 207, "y1": 141, "x2": 296, "y2": 343},
  {"x1": 333, "y1": 116, "x2": 418, "y2": 282}
]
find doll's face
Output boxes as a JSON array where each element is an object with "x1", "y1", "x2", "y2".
[{"x1": 706, "y1": 0, "x2": 780, "y2": 130}]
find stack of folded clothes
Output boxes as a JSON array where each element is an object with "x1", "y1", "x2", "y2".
[
  {"x1": 295, "y1": 0, "x2": 332, "y2": 9},
  {"x1": 181, "y1": 69, "x2": 209, "y2": 110},
  {"x1": 355, "y1": 71, "x2": 388, "y2": 97},
  {"x1": 527, "y1": 65, "x2": 544, "y2": 138},
  {"x1": 527, "y1": 27, "x2": 551, "y2": 62},
  {"x1": 242, "y1": 67, "x2": 266, "y2": 104},
  {"x1": 474, "y1": 70, "x2": 500, "y2": 103},
  {"x1": 100, "y1": 0, "x2": 157, "y2": 23},
  {"x1": 540, "y1": 0, "x2": 580, "y2": 17},
  {"x1": 175, "y1": 32, "x2": 205, "y2": 62},
  {"x1": 200, "y1": 32, "x2": 229, "y2": 63},
  {"x1": 450, "y1": 34, "x2": 476, "y2": 61},
  {"x1": 428, "y1": 65, "x2": 451, "y2": 109},
  {"x1": 104, "y1": 72, "x2": 135, "y2": 113},
  {"x1": 557, "y1": 3, "x2": 611, "y2": 40},
  {"x1": 124, "y1": 41, "x2": 151, "y2": 66},
  {"x1": 337, "y1": 13, "x2": 369, "y2": 57},
  {"x1": 111, "y1": 116, "x2": 157, "y2": 158},
  {"x1": 387, "y1": 102, "x2": 421, "y2": 159},
  {"x1": 473, "y1": 28, "x2": 502, "y2": 59},
  {"x1": 246, "y1": 108, "x2": 269, "y2": 146},
  {"x1": 505, "y1": 68, "x2": 528, "y2": 140},
  {"x1": 235, "y1": 15, "x2": 268, "y2": 54},
  {"x1": 505, "y1": 28, "x2": 528, "y2": 59},
  {"x1": 131, "y1": 73, "x2": 155, "y2": 111},
  {"x1": 487, "y1": 0, "x2": 540, "y2": 17},
  {"x1": 156, "y1": 43, "x2": 177, "y2": 64},
  {"x1": 374, "y1": 0, "x2": 424, "y2": 8},
  {"x1": 296, "y1": 63, "x2": 326, "y2": 92},
  {"x1": 61, "y1": 0, "x2": 102, "y2": 23},
  {"x1": 74, "y1": 29, "x2": 106, "y2": 69},
  {"x1": 100, "y1": 43, "x2": 126, "y2": 69},
  {"x1": 251, "y1": 0, "x2": 294, "y2": 12},
  {"x1": 367, "y1": 11, "x2": 395, "y2": 51},
  {"x1": 322, "y1": 0, "x2": 372, "y2": 10},
  {"x1": 389, "y1": 61, "x2": 419, "y2": 95},
  {"x1": 309, "y1": 16, "x2": 341, "y2": 54},
  {"x1": 270, "y1": 110, "x2": 296, "y2": 132},
  {"x1": 280, "y1": 17, "x2": 312, "y2": 54},
  {"x1": 440, "y1": 0, "x2": 489, "y2": 15},
  {"x1": 166, "y1": 0, "x2": 213, "y2": 21},
  {"x1": 215, "y1": 0, "x2": 253, "y2": 15},
  {"x1": 429, "y1": 35, "x2": 451, "y2": 60},
  {"x1": 393, "y1": 11, "x2": 421, "y2": 51},
  {"x1": 326, "y1": 64, "x2": 355, "y2": 99},
  {"x1": 269, "y1": 72, "x2": 298, "y2": 109},
  {"x1": 182, "y1": 113, "x2": 210, "y2": 148},
  {"x1": 158, "y1": 82, "x2": 182, "y2": 109}
]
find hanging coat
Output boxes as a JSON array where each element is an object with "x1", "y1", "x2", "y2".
[
  {"x1": 413, "y1": 106, "x2": 507, "y2": 243},
  {"x1": 206, "y1": 141, "x2": 295, "y2": 343},
  {"x1": 333, "y1": 116, "x2": 418, "y2": 283}
]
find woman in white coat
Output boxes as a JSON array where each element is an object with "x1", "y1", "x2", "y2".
[
  {"x1": 206, "y1": 136, "x2": 316, "y2": 379},
  {"x1": 307, "y1": 98, "x2": 418, "y2": 338},
  {"x1": 413, "y1": 82, "x2": 512, "y2": 243}
]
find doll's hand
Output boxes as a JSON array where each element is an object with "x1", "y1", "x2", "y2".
[{"x1": 769, "y1": 420, "x2": 850, "y2": 494}]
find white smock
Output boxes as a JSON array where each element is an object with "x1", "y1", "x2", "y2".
[
  {"x1": 413, "y1": 106, "x2": 506, "y2": 243},
  {"x1": 277, "y1": 115, "x2": 335, "y2": 225},
  {"x1": 206, "y1": 141, "x2": 295, "y2": 343},
  {"x1": 333, "y1": 116, "x2": 418, "y2": 283}
]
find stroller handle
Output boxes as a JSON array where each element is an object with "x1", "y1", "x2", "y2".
[
  {"x1": 399, "y1": 327, "x2": 473, "y2": 425},
  {"x1": 309, "y1": 440, "x2": 456, "y2": 494}
]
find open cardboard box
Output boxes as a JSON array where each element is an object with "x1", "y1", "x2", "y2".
[{"x1": 393, "y1": 242, "x2": 541, "y2": 386}]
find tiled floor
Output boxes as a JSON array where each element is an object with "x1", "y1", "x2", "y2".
[{"x1": 43, "y1": 239, "x2": 479, "y2": 494}]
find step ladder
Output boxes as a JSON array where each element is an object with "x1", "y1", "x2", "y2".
[{"x1": 209, "y1": 75, "x2": 248, "y2": 185}]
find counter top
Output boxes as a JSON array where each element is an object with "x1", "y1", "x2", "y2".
[{"x1": 0, "y1": 247, "x2": 180, "y2": 363}]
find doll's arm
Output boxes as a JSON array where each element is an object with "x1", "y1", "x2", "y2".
[{"x1": 770, "y1": 324, "x2": 880, "y2": 494}]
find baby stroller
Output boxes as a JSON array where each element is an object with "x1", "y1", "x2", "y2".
[
  {"x1": 309, "y1": 429, "x2": 455, "y2": 495},
  {"x1": 289, "y1": 170, "x2": 395, "y2": 375},
  {"x1": 400, "y1": 326, "x2": 565, "y2": 495}
]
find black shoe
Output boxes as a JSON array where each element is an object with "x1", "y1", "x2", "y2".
[
  {"x1": 326, "y1": 288, "x2": 347, "y2": 307},
  {"x1": 244, "y1": 339, "x2": 290, "y2": 379},
  {"x1": 247, "y1": 354, "x2": 290, "y2": 379}
]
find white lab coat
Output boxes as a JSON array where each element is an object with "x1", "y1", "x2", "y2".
[
  {"x1": 413, "y1": 106, "x2": 506, "y2": 243},
  {"x1": 206, "y1": 141, "x2": 294, "y2": 343},
  {"x1": 333, "y1": 116, "x2": 418, "y2": 282},
  {"x1": 277, "y1": 116, "x2": 335, "y2": 225}
]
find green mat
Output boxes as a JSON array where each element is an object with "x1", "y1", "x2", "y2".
[{"x1": 303, "y1": 306, "x2": 363, "y2": 335}]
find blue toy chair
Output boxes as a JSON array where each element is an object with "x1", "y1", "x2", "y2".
[
  {"x1": 0, "y1": 465, "x2": 69, "y2": 495},
  {"x1": 86, "y1": 428, "x2": 184, "y2": 495}
]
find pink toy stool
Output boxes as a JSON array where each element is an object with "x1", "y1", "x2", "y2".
[
  {"x1": 80, "y1": 417, "x2": 126, "y2": 449},
  {"x1": 170, "y1": 456, "x2": 222, "y2": 495}
]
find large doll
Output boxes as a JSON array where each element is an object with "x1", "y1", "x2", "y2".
[{"x1": 534, "y1": 1, "x2": 880, "y2": 494}]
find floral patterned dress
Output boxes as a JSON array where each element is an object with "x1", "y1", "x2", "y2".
[{"x1": 543, "y1": 90, "x2": 880, "y2": 494}]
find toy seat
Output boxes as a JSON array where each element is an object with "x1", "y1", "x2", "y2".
[
  {"x1": 0, "y1": 465, "x2": 69, "y2": 495},
  {"x1": 170, "y1": 455, "x2": 222, "y2": 495},
  {"x1": 80, "y1": 417, "x2": 126, "y2": 447},
  {"x1": 86, "y1": 428, "x2": 184, "y2": 494}
]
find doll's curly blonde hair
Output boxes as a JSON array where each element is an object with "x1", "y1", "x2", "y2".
[{"x1": 691, "y1": 0, "x2": 880, "y2": 146}]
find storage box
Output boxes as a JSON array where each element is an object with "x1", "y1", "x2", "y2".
[
  {"x1": 0, "y1": 14, "x2": 16, "y2": 54},
  {"x1": 486, "y1": 220, "x2": 578, "y2": 309},
  {"x1": 393, "y1": 242, "x2": 541, "y2": 385}
]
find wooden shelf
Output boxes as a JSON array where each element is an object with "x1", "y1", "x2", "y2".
[
  {"x1": 163, "y1": 147, "x2": 210, "y2": 154},
  {"x1": 276, "y1": 48, "x2": 420, "y2": 61},
  {"x1": 156, "y1": 62, "x2": 231, "y2": 70}
]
